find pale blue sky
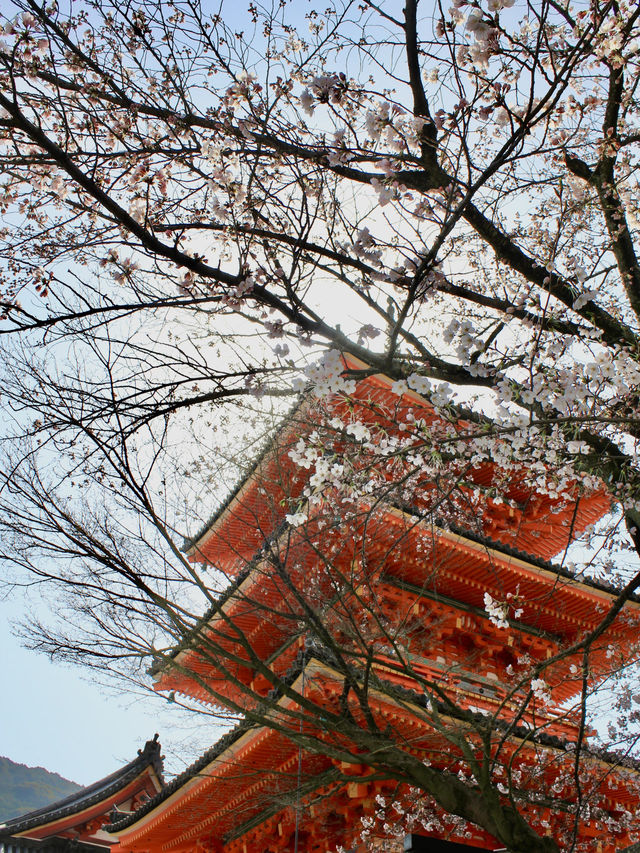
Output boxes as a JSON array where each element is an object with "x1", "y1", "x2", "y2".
[
  {"x1": 0, "y1": 597, "x2": 217, "y2": 788},
  {"x1": 0, "y1": 0, "x2": 314, "y2": 792}
]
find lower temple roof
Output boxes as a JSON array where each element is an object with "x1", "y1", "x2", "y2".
[
  {"x1": 0, "y1": 736, "x2": 163, "y2": 838},
  {"x1": 106, "y1": 653, "x2": 640, "y2": 838}
]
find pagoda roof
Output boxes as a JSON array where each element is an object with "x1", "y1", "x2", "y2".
[
  {"x1": 150, "y1": 534, "x2": 283, "y2": 677},
  {"x1": 182, "y1": 395, "x2": 306, "y2": 556},
  {"x1": 437, "y1": 517, "x2": 639, "y2": 606},
  {"x1": 179, "y1": 356, "x2": 498, "y2": 559},
  {"x1": 109, "y1": 652, "x2": 640, "y2": 842},
  {"x1": 396, "y1": 512, "x2": 635, "y2": 602},
  {"x1": 181, "y1": 358, "x2": 611, "y2": 567},
  {"x1": 155, "y1": 515, "x2": 638, "y2": 683},
  {"x1": 1, "y1": 736, "x2": 163, "y2": 839}
]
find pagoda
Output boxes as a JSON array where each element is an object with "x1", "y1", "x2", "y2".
[{"x1": 107, "y1": 361, "x2": 640, "y2": 852}]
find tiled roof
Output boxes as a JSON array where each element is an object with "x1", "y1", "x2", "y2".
[
  {"x1": 153, "y1": 508, "x2": 635, "y2": 681},
  {"x1": 179, "y1": 379, "x2": 631, "y2": 603},
  {"x1": 105, "y1": 721, "x2": 253, "y2": 833},
  {"x1": 107, "y1": 650, "x2": 640, "y2": 836},
  {"x1": 426, "y1": 514, "x2": 638, "y2": 603},
  {"x1": 108, "y1": 650, "x2": 332, "y2": 833},
  {"x1": 1, "y1": 736, "x2": 163, "y2": 837},
  {"x1": 182, "y1": 396, "x2": 305, "y2": 554},
  {"x1": 150, "y1": 522, "x2": 289, "y2": 676}
]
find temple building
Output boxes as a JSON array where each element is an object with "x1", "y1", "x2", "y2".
[
  {"x1": 0, "y1": 737, "x2": 163, "y2": 853},
  {"x1": 107, "y1": 361, "x2": 640, "y2": 852}
]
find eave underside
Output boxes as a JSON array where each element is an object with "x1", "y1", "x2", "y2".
[{"x1": 111, "y1": 662, "x2": 640, "y2": 853}]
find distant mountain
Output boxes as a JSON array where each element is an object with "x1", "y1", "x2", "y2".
[{"x1": 0, "y1": 756, "x2": 81, "y2": 822}]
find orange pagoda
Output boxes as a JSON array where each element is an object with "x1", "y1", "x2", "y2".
[{"x1": 108, "y1": 361, "x2": 640, "y2": 852}]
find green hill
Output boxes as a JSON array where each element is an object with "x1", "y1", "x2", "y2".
[{"x1": 0, "y1": 756, "x2": 81, "y2": 822}]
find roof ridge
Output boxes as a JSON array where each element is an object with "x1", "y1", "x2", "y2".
[
  {"x1": 182, "y1": 395, "x2": 305, "y2": 554},
  {"x1": 1, "y1": 736, "x2": 163, "y2": 836}
]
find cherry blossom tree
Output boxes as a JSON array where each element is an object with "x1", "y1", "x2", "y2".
[{"x1": 1, "y1": 0, "x2": 640, "y2": 850}]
